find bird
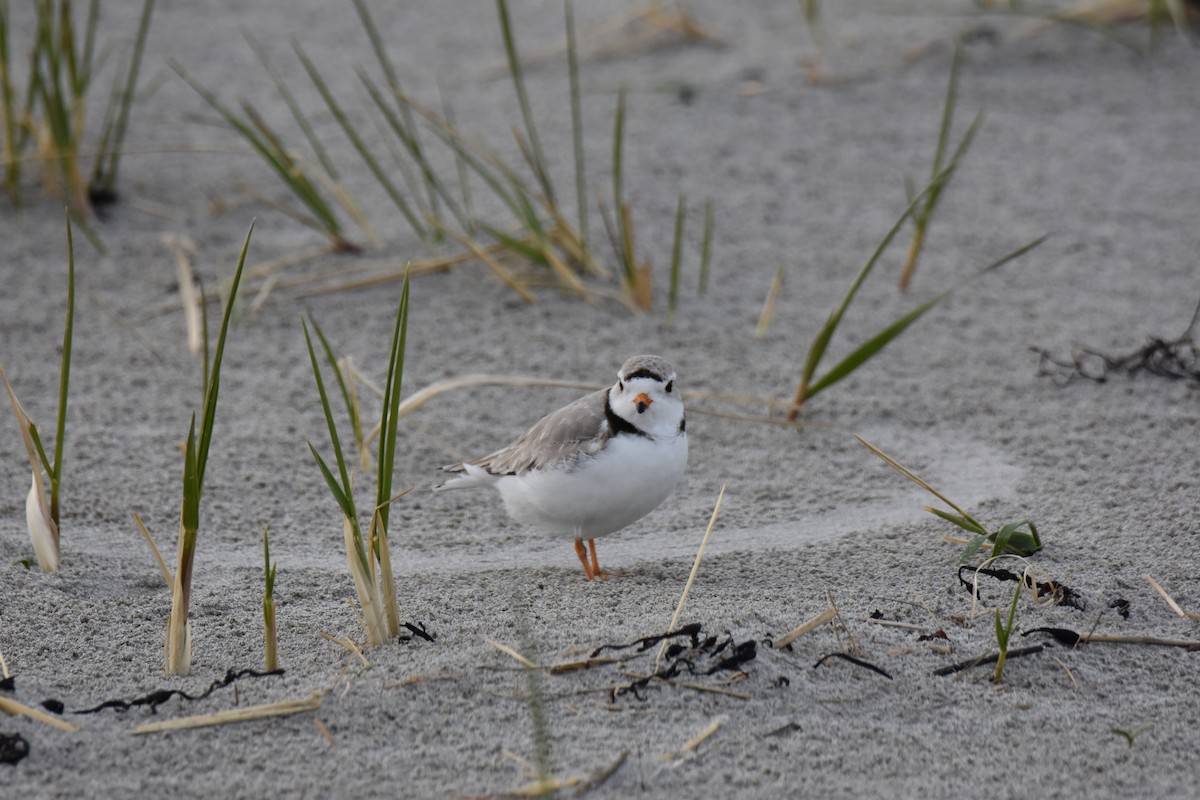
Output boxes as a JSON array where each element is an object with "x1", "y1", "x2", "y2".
[{"x1": 435, "y1": 355, "x2": 688, "y2": 580}]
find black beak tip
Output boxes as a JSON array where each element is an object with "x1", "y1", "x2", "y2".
[{"x1": 636, "y1": 402, "x2": 649, "y2": 414}]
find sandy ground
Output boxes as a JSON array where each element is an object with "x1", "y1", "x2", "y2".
[{"x1": 2, "y1": 1, "x2": 1199, "y2": 797}]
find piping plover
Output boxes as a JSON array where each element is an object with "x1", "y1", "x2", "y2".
[{"x1": 436, "y1": 355, "x2": 688, "y2": 580}]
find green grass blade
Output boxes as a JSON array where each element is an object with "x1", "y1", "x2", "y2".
[
  {"x1": 496, "y1": 0, "x2": 553, "y2": 203},
  {"x1": 181, "y1": 414, "x2": 199, "y2": 533},
  {"x1": 925, "y1": 507, "x2": 989, "y2": 537},
  {"x1": 0, "y1": 0, "x2": 21, "y2": 202},
  {"x1": 90, "y1": 0, "x2": 154, "y2": 191},
  {"x1": 388, "y1": 89, "x2": 525, "y2": 226},
  {"x1": 805, "y1": 293, "x2": 943, "y2": 400},
  {"x1": 931, "y1": 39, "x2": 962, "y2": 178},
  {"x1": 195, "y1": 221, "x2": 252, "y2": 492},
  {"x1": 244, "y1": 31, "x2": 338, "y2": 181},
  {"x1": 307, "y1": 316, "x2": 363, "y2": 461},
  {"x1": 50, "y1": 208, "x2": 74, "y2": 524},
  {"x1": 292, "y1": 39, "x2": 425, "y2": 238},
  {"x1": 799, "y1": 182, "x2": 933, "y2": 393},
  {"x1": 438, "y1": 81, "x2": 475, "y2": 232},
  {"x1": 307, "y1": 441, "x2": 356, "y2": 523},
  {"x1": 481, "y1": 223, "x2": 546, "y2": 265},
  {"x1": 263, "y1": 525, "x2": 276, "y2": 596},
  {"x1": 27, "y1": 421, "x2": 53, "y2": 479},
  {"x1": 357, "y1": 69, "x2": 468, "y2": 231},
  {"x1": 565, "y1": 0, "x2": 587, "y2": 250},
  {"x1": 611, "y1": 85, "x2": 629, "y2": 279},
  {"x1": 667, "y1": 194, "x2": 686, "y2": 319},
  {"x1": 808, "y1": 233, "x2": 1046, "y2": 401},
  {"x1": 237, "y1": 99, "x2": 343, "y2": 236},
  {"x1": 262, "y1": 524, "x2": 277, "y2": 671},
  {"x1": 375, "y1": 269, "x2": 410, "y2": 534},
  {"x1": 301, "y1": 319, "x2": 355, "y2": 516},
  {"x1": 171, "y1": 62, "x2": 346, "y2": 243},
  {"x1": 351, "y1": 0, "x2": 440, "y2": 228},
  {"x1": 698, "y1": 198, "x2": 714, "y2": 296}
]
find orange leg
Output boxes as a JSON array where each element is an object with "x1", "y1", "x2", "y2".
[
  {"x1": 574, "y1": 537, "x2": 595, "y2": 581},
  {"x1": 587, "y1": 538, "x2": 612, "y2": 581}
]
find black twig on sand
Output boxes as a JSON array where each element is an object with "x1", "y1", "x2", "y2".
[
  {"x1": 73, "y1": 668, "x2": 285, "y2": 715},
  {"x1": 813, "y1": 652, "x2": 893, "y2": 680},
  {"x1": 591, "y1": 622, "x2": 703, "y2": 657},
  {"x1": 933, "y1": 644, "x2": 1044, "y2": 676},
  {"x1": 1033, "y1": 296, "x2": 1200, "y2": 384},
  {"x1": 957, "y1": 565, "x2": 1085, "y2": 610},
  {"x1": 402, "y1": 622, "x2": 435, "y2": 642}
]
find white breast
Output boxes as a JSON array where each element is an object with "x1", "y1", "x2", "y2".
[{"x1": 493, "y1": 431, "x2": 688, "y2": 540}]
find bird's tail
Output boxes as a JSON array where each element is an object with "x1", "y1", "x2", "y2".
[{"x1": 432, "y1": 462, "x2": 495, "y2": 492}]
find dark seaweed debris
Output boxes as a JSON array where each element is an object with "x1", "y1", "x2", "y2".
[
  {"x1": 596, "y1": 624, "x2": 758, "y2": 701},
  {"x1": 1033, "y1": 297, "x2": 1200, "y2": 384},
  {"x1": 591, "y1": 622, "x2": 703, "y2": 658},
  {"x1": 957, "y1": 565, "x2": 1085, "y2": 610},
  {"x1": 74, "y1": 668, "x2": 284, "y2": 715},
  {"x1": 0, "y1": 732, "x2": 29, "y2": 765},
  {"x1": 403, "y1": 622, "x2": 435, "y2": 642},
  {"x1": 813, "y1": 652, "x2": 893, "y2": 680}
]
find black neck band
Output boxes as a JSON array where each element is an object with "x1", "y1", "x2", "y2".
[{"x1": 605, "y1": 392, "x2": 650, "y2": 438}]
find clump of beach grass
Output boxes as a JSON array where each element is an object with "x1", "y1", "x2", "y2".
[
  {"x1": 155, "y1": 222, "x2": 254, "y2": 676},
  {"x1": 303, "y1": 270, "x2": 411, "y2": 647},
  {"x1": 170, "y1": 57, "x2": 364, "y2": 254},
  {"x1": 0, "y1": 0, "x2": 155, "y2": 213},
  {"x1": 177, "y1": 0, "x2": 710, "y2": 313},
  {"x1": 0, "y1": 211, "x2": 75, "y2": 572}
]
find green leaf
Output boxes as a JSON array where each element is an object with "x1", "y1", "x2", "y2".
[
  {"x1": 308, "y1": 316, "x2": 362, "y2": 458},
  {"x1": 302, "y1": 319, "x2": 356, "y2": 519},
  {"x1": 698, "y1": 198, "x2": 714, "y2": 296},
  {"x1": 566, "y1": 0, "x2": 587, "y2": 251},
  {"x1": 799, "y1": 176, "x2": 938, "y2": 392},
  {"x1": 989, "y1": 520, "x2": 1042, "y2": 557},
  {"x1": 53, "y1": 208, "x2": 74, "y2": 493},
  {"x1": 293, "y1": 38, "x2": 425, "y2": 238},
  {"x1": 307, "y1": 442, "x2": 356, "y2": 524},
  {"x1": 668, "y1": 193, "x2": 686, "y2": 318},
  {"x1": 27, "y1": 421, "x2": 54, "y2": 484},
  {"x1": 195, "y1": 221, "x2": 252, "y2": 494},
  {"x1": 482, "y1": 224, "x2": 547, "y2": 265},
  {"x1": 181, "y1": 415, "x2": 199, "y2": 534},
  {"x1": 926, "y1": 507, "x2": 988, "y2": 536},
  {"x1": 805, "y1": 292, "x2": 943, "y2": 400},
  {"x1": 376, "y1": 270, "x2": 411, "y2": 535},
  {"x1": 496, "y1": 0, "x2": 554, "y2": 203},
  {"x1": 262, "y1": 525, "x2": 275, "y2": 598}
]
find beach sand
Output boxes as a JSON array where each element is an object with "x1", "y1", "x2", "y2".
[{"x1": 2, "y1": 1, "x2": 1199, "y2": 797}]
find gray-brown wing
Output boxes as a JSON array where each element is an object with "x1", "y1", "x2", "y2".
[{"x1": 472, "y1": 389, "x2": 610, "y2": 475}]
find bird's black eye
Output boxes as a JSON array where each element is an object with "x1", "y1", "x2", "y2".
[
  {"x1": 618, "y1": 380, "x2": 624, "y2": 391},
  {"x1": 665, "y1": 380, "x2": 673, "y2": 393}
]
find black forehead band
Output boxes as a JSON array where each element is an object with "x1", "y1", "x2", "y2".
[{"x1": 623, "y1": 368, "x2": 666, "y2": 382}]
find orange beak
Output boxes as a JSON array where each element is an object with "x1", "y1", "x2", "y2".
[{"x1": 634, "y1": 392, "x2": 653, "y2": 413}]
